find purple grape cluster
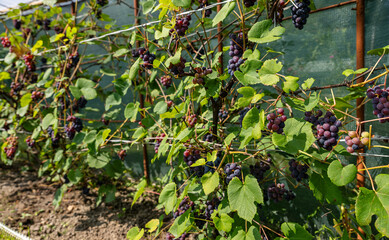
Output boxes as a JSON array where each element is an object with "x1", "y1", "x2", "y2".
[
  {"x1": 13, "y1": 19, "x2": 22, "y2": 30},
  {"x1": 26, "y1": 136, "x2": 35, "y2": 148},
  {"x1": 48, "y1": 127, "x2": 60, "y2": 148},
  {"x1": 72, "y1": 97, "x2": 88, "y2": 111},
  {"x1": 154, "y1": 133, "x2": 166, "y2": 153},
  {"x1": 304, "y1": 109, "x2": 323, "y2": 125},
  {"x1": 170, "y1": 15, "x2": 191, "y2": 37},
  {"x1": 288, "y1": 159, "x2": 308, "y2": 182},
  {"x1": 1, "y1": 37, "x2": 11, "y2": 48},
  {"x1": 315, "y1": 111, "x2": 342, "y2": 151},
  {"x1": 199, "y1": 0, "x2": 212, "y2": 17},
  {"x1": 4, "y1": 136, "x2": 18, "y2": 160},
  {"x1": 243, "y1": 0, "x2": 256, "y2": 8},
  {"x1": 291, "y1": 0, "x2": 311, "y2": 30},
  {"x1": 345, "y1": 131, "x2": 369, "y2": 153},
  {"x1": 224, "y1": 163, "x2": 241, "y2": 184},
  {"x1": 173, "y1": 197, "x2": 194, "y2": 218},
  {"x1": 367, "y1": 86, "x2": 389, "y2": 123},
  {"x1": 139, "y1": 49, "x2": 156, "y2": 69},
  {"x1": 67, "y1": 52, "x2": 79, "y2": 69},
  {"x1": 267, "y1": 183, "x2": 295, "y2": 202},
  {"x1": 64, "y1": 124, "x2": 76, "y2": 140},
  {"x1": 193, "y1": 67, "x2": 212, "y2": 85},
  {"x1": 186, "y1": 114, "x2": 197, "y2": 128},
  {"x1": 204, "y1": 157, "x2": 221, "y2": 174},
  {"x1": 227, "y1": 33, "x2": 245, "y2": 76},
  {"x1": 160, "y1": 75, "x2": 172, "y2": 88},
  {"x1": 266, "y1": 108, "x2": 287, "y2": 134},
  {"x1": 276, "y1": 0, "x2": 286, "y2": 23},
  {"x1": 118, "y1": 149, "x2": 127, "y2": 160},
  {"x1": 203, "y1": 133, "x2": 213, "y2": 142},
  {"x1": 250, "y1": 157, "x2": 272, "y2": 182},
  {"x1": 31, "y1": 91, "x2": 44, "y2": 101},
  {"x1": 43, "y1": 19, "x2": 51, "y2": 30},
  {"x1": 204, "y1": 198, "x2": 220, "y2": 219},
  {"x1": 183, "y1": 147, "x2": 204, "y2": 177},
  {"x1": 169, "y1": 57, "x2": 187, "y2": 76},
  {"x1": 10, "y1": 82, "x2": 23, "y2": 96},
  {"x1": 65, "y1": 116, "x2": 83, "y2": 140},
  {"x1": 218, "y1": 110, "x2": 228, "y2": 123}
]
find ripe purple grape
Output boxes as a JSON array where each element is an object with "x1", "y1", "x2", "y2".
[
  {"x1": 291, "y1": 0, "x2": 311, "y2": 30},
  {"x1": 267, "y1": 108, "x2": 287, "y2": 133},
  {"x1": 227, "y1": 33, "x2": 246, "y2": 75},
  {"x1": 289, "y1": 159, "x2": 308, "y2": 181},
  {"x1": 224, "y1": 163, "x2": 241, "y2": 184}
]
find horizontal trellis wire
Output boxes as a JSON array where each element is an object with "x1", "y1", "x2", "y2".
[{"x1": 0, "y1": 222, "x2": 31, "y2": 240}]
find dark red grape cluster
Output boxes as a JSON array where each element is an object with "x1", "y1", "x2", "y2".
[
  {"x1": 131, "y1": 47, "x2": 144, "y2": 58},
  {"x1": 250, "y1": 156, "x2": 272, "y2": 182},
  {"x1": 48, "y1": 127, "x2": 60, "y2": 148},
  {"x1": 170, "y1": 15, "x2": 191, "y2": 37},
  {"x1": 198, "y1": 0, "x2": 212, "y2": 17},
  {"x1": 101, "y1": 117, "x2": 110, "y2": 125},
  {"x1": 154, "y1": 133, "x2": 166, "y2": 153},
  {"x1": 54, "y1": 26, "x2": 64, "y2": 34},
  {"x1": 183, "y1": 146, "x2": 204, "y2": 177},
  {"x1": 26, "y1": 136, "x2": 35, "y2": 148},
  {"x1": 1, "y1": 37, "x2": 11, "y2": 48},
  {"x1": 204, "y1": 156, "x2": 221, "y2": 174},
  {"x1": 218, "y1": 110, "x2": 228, "y2": 123},
  {"x1": 23, "y1": 53, "x2": 36, "y2": 72},
  {"x1": 266, "y1": 108, "x2": 287, "y2": 134},
  {"x1": 203, "y1": 133, "x2": 213, "y2": 142},
  {"x1": 276, "y1": 0, "x2": 286, "y2": 23},
  {"x1": 72, "y1": 97, "x2": 88, "y2": 111},
  {"x1": 239, "y1": 107, "x2": 250, "y2": 127},
  {"x1": 4, "y1": 136, "x2": 18, "y2": 160},
  {"x1": 173, "y1": 196, "x2": 194, "y2": 218},
  {"x1": 160, "y1": 75, "x2": 172, "y2": 88},
  {"x1": 139, "y1": 49, "x2": 156, "y2": 69},
  {"x1": 243, "y1": 0, "x2": 256, "y2": 8},
  {"x1": 31, "y1": 91, "x2": 44, "y2": 101},
  {"x1": 193, "y1": 67, "x2": 212, "y2": 85},
  {"x1": 204, "y1": 198, "x2": 220, "y2": 219},
  {"x1": 169, "y1": 57, "x2": 187, "y2": 76},
  {"x1": 267, "y1": 183, "x2": 295, "y2": 202},
  {"x1": 186, "y1": 114, "x2": 197, "y2": 128},
  {"x1": 367, "y1": 86, "x2": 389, "y2": 123},
  {"x1": 167, "y1": 100, "x2": 173, "y2": 108},
  {"x1": 291, "y1": 0, "x2": 311, "y2": 30},
  {"x1": 65, "y1": 124, "x2": 76, "y2": 140},
  {"x1": 67, "y1": 52, "x2": 80, "y2": 69},
  {"x1": 304, "y1": 109, "x2": 323, "y2": 125},
  {"x1": 118, "y1": 149, "x2": 127, "y2": 160},
  {"x1": 315, "y1": 111, "x2": 342, "y2": 151},
  {"x1": 65, "y1": 116, "x2": 83, "y2": 140},
  {"x1": 345, "y1": 131, "x2": 369, "y2": 153},
  {"x1": 288, "y1": 159, "x2": 308, "y2": 182},
  {"x1": 224, "y1": 163, "x2": 241, "y2": 184},
  {"x1": 13, "y1": 19, "x2": 22, "y2": 30},
  {"x1": 43, "y1": 19, "x2": 51, "y2": 30},
  {"x1": 227, "y1": 33, "x2": 245, "y2": 76}
]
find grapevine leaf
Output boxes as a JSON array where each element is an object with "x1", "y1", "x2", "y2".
[
  {"x1": 201, "y1": 171, "x2": 219, "y2": 195},
  {"x1": 227, "y1": 175, "x2": 263, "y2": 222},
  {"x1": 242, "y1": 107, "x2": 259, "y2": 129},
  {"x1": 105, "y1": 93, "x2": 122, "y2": 110},
  {"x1": 145, "y1": 219, "x2": 159, "y2": 233},
  {"x1": 129, "y1": 58, "x2": 140, "y2": 81},
  {"x1": 248, "y1": 20, "x2": 285, "y2": 44},
  {"x1": 212, "y1": 2, "x2": 236, "y2": 27},
  {"x1": 356, "y1": 174, "x2": 389, "y2": 237},
  {"x1": 126, "y1": 227, "x2": 144, "y2": 240},
  {"x1": 237, "y1": 87, "x2": 256, "y2": 98},
  {"x1": 213, "y1": 213, "x2": 234, "y2": 232},
  {"x1": 41, "y1": 113, "x2": 54, "y2": 130},
  {"x1": 76, "y1": 78, "x2": 95, "y2": 88},
  {"x1": 235, "y1": 70, "x2": 261, "y2": 86},
  {"x1": 81, "y1": 87, "x2": 97, "y2": 100},
  {"x1": 113, "y1": 48, "x2": 130, "y2": 57},
  {"x1": 302, "y1": 78, "x2": 315, "y2": 89},
  {"x1": 231, "y1": 226, "x2": 261, "y2": 240},
  {"x1": 155, "y1": 26, "x2": 170, "y2": 39},
  {"x1": 328, "y1": 161, "x2": 357, "y2": 186},
  {"x1": 67, "y1": 169, "x2": 82, "y2": 184},
  {"x1": 304, "y1": 92, "x2": 320, "y2": 111},
  {"x1": 53, "y1": 184, "x2": 67, "y2": 209},
  {"x1": 132, "y1": 179, "x2": 147, "y2": 207},
  {"x1": 280, "y1": 222, "x2": 314, "y2": 240},
  {"x1": 124, "y1": 102, "x2": 140, "y2": 121},
  {"x1": 86, "y1": 153, "x2": 110, "y2": 169},
  {"x1": 141, "y1": 0, "x2": 155, "y2": 14},
  {"x1": 283, "y1": 76, "x2": 299, "y2": 93},
  {"x1": 367, "y1": 45, "x2": 389, "y2": 56},
  {"x1": 168, "y1": 210, "x2": 192, "y2": 237},
  {"x1": 309, "y1": 171, "x2": 344, "y2": 204},
  {"x1": 69, "y1": 86, "x2": 82, "y2": 99},
  {"x1": 159, "y1": 182, "x2": 177, "y2": 215},
  {"x1": 20, "y1": 93, "x2": 32, "y2": 107},
  {"x1": 165, "y1": 48, "x2": 182, "y2": 67},
  {"x1": 42, "y1": 0, "x2": 57, "y2": 7},
  {"x1": 172, "y1": 0, "x2": 191, "y2": 8}
]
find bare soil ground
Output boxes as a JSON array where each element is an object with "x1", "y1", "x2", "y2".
[{"x1": 0, "y1": 166, "x2": 168, "y2": 240}]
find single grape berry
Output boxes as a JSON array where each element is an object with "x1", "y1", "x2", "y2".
[
  {"x1": 243, "y1": 0, "x2": 256, "y2": 8},
  {"x1": 291, "y1": 0, "x2": 311, "y2": 30}
]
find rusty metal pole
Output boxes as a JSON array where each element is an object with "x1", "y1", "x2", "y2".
[
  {"x1": 217, "y1": 0, "x2": 223, "y2": 74},
  {"x1": 134, "y1": 0, "x2": 150, "y2": 184},
  {"x1": 356, "y1": 0, "x2": 365, "y2": 238}
]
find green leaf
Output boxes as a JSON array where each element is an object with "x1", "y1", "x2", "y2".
[
  {"x1": 141, "y1": 0, "x2": 155, "y2": 14},
  {"x1": 41, "y1": 113, "x2": 55, "y2": 130},
  {"x1": 283, "y1": 76, "x2": 299, "y2": 93},
  {"x1": 53, "y1": 185, "x2": 67, "y2": 209},
  {"x1": 129, "y1": 58, "x2": 140, "y2": 81},
  {"x1": 155, "y1": 26, "x2": 170, "y2": 39},
  {"x1": 201, "y1": 171, "x2": 219, "y2": 195},
  {"x1": 309, "y1": 171, "x2": 344, "y2": 204},
  {"x1": 87, "y1": 153, "x2": 110, "y2": 168},
  {"x1": 281, "y1": 222, "x2": 314, "y2": 240},
  {"x1": 304, "y1": 92, "x2": 320, "y2": 111},
  {"x1": 42, "y1": 0, "x2": 57, "y2": 7},
  {"x1": 328, "y1": 161, "x2": 357, "y2": 186},
  {"x1": 68, "y1": 169, "x2": 82, "y2": 184},
  {"x1": 258, "y1": 59, "x2": 283, "y2": 86},
  {"x1": 302, "y1": 78, "x2": 315, "y2": 90},
  {"x1": 367, "y1": 45, "x2": 389, "y2": 56},
  {"x1": 69, "y1": 86, "x2": 82, "y2": 99},
  {"x1": 154, "y1": 101, "x2": 168, "y2": 114},
  {"x1": 105, "y1": 93, "x2": 122, "y2": 110},
  {"x1": 126, "y1": 227, "x2": 144, "y2": 240},
  {"x1": 242, "y1": 107, "x2": 259, "y2": 130},
  {"x1": 132, "y1": 179, "x2": 147, "y2": 207},
  {"x1": 165, "y1": 48, "x2": 182, "y2": 67},
  {"x1": 227, "y1": 175, "x2": 263, "y2": 222},
  {"x1": 213, "y1": 213, "x2": 234, "y2": 232},
  {"x1": 20, "y1": 93, "x2": 32, "y2": 107},
  {"x1": 212, "y1": 2, "x2": 236, "y2": 26},
  {"x1": 248, "y1": 20, "x2": 285, "y2": 44},
  {"x1": 124, "y1": 102, "x2": 140, "y2": 121},
  {"x1": 356, "y1": 174, "x2": 389, "y2": 237},
  {"x1": 169, "y1": 210, "x2": 192, "y2": 238},
  {"x1": 81, "y1": 87, "x2": 97, "y2": 100},
  {"x1": 0, "y1": 72, "x2": 11, "y2": 81},
  {"x1": 113, "y1": 48, "x2": 130, "y2": 57},
  {"x1": 76, "y1": 78, "x2": 95, "y2": 88},
  {"x1": 145, "y1": 219, "x2": 159, "y2": 233},
  {"x1": 159, "y1": 182, "x2": 177, "y2": 214},
  {"x1": 172, "y1": 0, "x2": 191, "y2": 8}
]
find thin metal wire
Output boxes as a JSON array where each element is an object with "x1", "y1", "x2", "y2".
[{"x1": 0, "y1": 222, "x2": 31, "y2": 240}]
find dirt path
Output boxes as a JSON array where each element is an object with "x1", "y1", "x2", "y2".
[{"x1": 0, "y1": 167, "x2": 167, "y2": 240}]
